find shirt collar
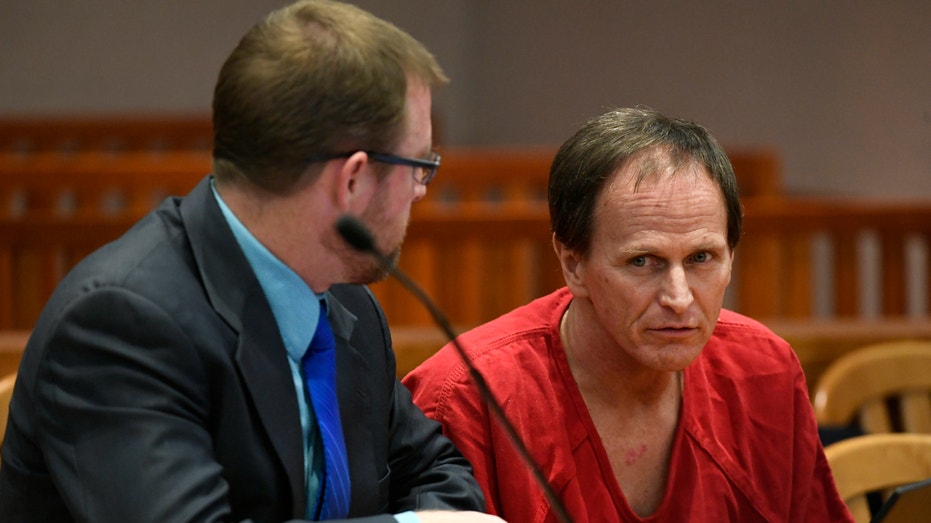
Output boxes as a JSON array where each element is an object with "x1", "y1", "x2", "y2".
[{"x1": 210, "y1": 177, "x2": 323, "y2": 362}]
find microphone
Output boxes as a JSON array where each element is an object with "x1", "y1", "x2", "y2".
[{"x1": 336, "y1": 214, "x2": 574, "y2": 523}]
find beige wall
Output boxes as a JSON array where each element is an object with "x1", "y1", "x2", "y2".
[{"x1": 2, "y1": 1, "x2": 929, "y2": 196}]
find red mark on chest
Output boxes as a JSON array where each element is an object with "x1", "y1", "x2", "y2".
[{"x1": 625, "y1": 444, "x2": 648, "y2": 466}]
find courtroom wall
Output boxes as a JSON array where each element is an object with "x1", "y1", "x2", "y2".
[{"x1": 1, "y1": 0, "x2": 928, "y2": 197}]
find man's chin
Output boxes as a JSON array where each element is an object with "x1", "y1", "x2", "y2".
[
  {"x1": 383, "y1": 245, "x2": 401, "y2": 268},
  {"x1": 359, "y1": 246, "x2": 401, "y2": 284}
]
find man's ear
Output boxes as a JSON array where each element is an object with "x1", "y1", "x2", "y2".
[
  {"x1": 335, "y1": 151, "x2": 377, "y2": 213},
  {"x1": 552, "y1": 233, "x2": 589, "y2": 298},
  {"x1": 724, "y1": 246, "x2": 735, "y2": 287}
]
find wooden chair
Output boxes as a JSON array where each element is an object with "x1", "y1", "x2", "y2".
[
  {"x1": 0, "y1": 330, "x2": 28, "y2": 378},
  {"x1": 812, "y1": 340, "x2": 931, "y2": 434},
  {"x1": 0, "y1": 372, "x2": 15, "y2": 449},
  {"x1": 824, "y1": 433, "x2": 931, "y2": 523}
]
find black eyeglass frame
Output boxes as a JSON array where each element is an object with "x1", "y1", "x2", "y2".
[{"x1": 307, "y1": 150, "x2": 441, "y2": 185}]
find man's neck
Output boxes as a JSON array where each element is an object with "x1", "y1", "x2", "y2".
[{"x1": 560, "y1": 300, "x2": 683, "y2": 411}]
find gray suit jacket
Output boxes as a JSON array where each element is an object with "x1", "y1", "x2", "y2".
[{"x1": 0, "y1": 177, "x2": 483, "y2": 522}]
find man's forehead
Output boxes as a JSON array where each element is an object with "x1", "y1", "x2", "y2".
[
  {"x1": 611, "y1": 148, "x2": 708, "y2": 190},
  {"x1": 594, "y1": 168, "x2": 728, "y2": 241}
]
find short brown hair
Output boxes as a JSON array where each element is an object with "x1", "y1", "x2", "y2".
[
  {"x1": 548, "y1": 107, "x2": 743, "y2": 255},
  {"x1": 212, "y1": 0, "x2": 448, "y2": 193}
]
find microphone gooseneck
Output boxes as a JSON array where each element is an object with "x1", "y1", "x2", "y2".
[{"x1": 335, "y1": 213, "x2": 574, "y2": 523}]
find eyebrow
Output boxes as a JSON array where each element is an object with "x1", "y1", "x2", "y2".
[{"x1": 618, "y1": 240, "x2": 726, "y2": 256}]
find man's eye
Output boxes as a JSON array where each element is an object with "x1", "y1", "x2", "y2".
[
  {"x1": 630, "y1": 256, "x2": 648, "y2": 267},
  {"x1": 692, "y1": 252, "x2": 711, "y2": 263}
]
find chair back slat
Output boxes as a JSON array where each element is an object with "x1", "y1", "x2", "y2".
[
  {"x1": 824, "y1": 433, "x2": 931, "y2": 523},
  {"x1": 814, "y1": 340, "x2": 931, "y2": 433},
  {"x1": 860, "y1": 398, "x2": 893, "y2": 434},
  {"x1": 901, "y1": 392, "x2": 931, "y2": 433}
]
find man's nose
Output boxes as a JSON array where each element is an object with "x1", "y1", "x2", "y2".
[
  {"x1": 412, "y1": 180, "x2": 427, "y2": 202},
  {"x1": 658, "y1": 265, "x2": 693, "y2": 313}
]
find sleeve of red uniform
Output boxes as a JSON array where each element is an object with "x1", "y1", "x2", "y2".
[{"x1": 787, "y1": 357, "x2": 855, "y2": 523}]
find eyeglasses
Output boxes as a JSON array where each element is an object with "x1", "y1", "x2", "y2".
[
  {"x1": 368, "y1": 151, "x2": 441, "y2": 185},
  {"x1": 308, "y1": 150, "x2": 441, "y2": 185}
]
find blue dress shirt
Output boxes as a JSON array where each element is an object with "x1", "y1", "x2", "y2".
[{"x1": 211, "y1": 179, "x2": 419, "y2": 522}]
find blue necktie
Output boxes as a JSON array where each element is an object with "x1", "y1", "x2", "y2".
[{"x1": 301, "y1": 303, "x2": 351, "y2": 519}]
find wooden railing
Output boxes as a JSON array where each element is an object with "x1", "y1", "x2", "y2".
[
  {"x1": 393, "y1": 192, "x2": 931, "y2": 332},
  {"x1": 367, "y1": 145, "x2": 784, "y2": 329},
  {"x1": 377, "y1": 178, "x2": 931, "y2": 330},
  {"x1": 0, "y1": 151, "x2": 209, "y2": 219},
  {"x1": 1, "y1": 116, "x2": 928, "y2": 388},
  {"x1": 0, "y1": 117, "x2": 213, "y2": 328},
  {"x1": 0, "y1": 115, "x2": 212, "y2": 155},
  {"x1": 0, "y1": 151, "x2": 208, "y2": 329},
  {"x1": 735, "y1": 198, "x2": 931, "y2": 319}
]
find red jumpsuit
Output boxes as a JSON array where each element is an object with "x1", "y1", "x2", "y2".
[{"x1": 404, "y1": 288, "x2": 853, "y2": 523}]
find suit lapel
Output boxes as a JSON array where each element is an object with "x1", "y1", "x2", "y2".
[
  {"x1": 325, "y1": 294, "x2": 357, "y2": 357},
  {"x1": 236, "y1": 293, "x2": 306, "y2": 516},
  {"x1": 326, "y1": 291, "x2": 376, "y2": 507},
  {"x1": 180, "y1": 177, "x2": 306, "y2": 516},
  {"x1": 325, "y1": 293, "x2": 367, "y2": 401}
]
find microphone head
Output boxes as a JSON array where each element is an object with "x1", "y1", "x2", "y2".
[{"x1": 336, "y1": 214, "x2": 377, "y2": 253}]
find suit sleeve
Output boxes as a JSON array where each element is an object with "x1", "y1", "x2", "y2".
[
  {"x1": 331, "y1": 284, "x2": 485, "y2": 516},
  {"x1": 34, "y1": 281, "x2": 481, "y2": 523},
  {"x1": 385, "y1": 377, "x2": 486, "y2": 513},
  {"x1": 34, "y1": 287, "x2": 236, "y2": 522}
]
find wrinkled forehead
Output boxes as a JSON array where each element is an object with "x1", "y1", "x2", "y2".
[
  {"x1": 613, "y1": 146, "x2": 710, "y2": 191},
  {"x1": 594, "y1": 159, "x2": 730, "y2": 252},
  {"x1": 596, "y1": 148, "x2": 727, "y2": 226}
]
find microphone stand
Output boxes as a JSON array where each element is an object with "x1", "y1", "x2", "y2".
[{"x1": 336, "y1": 214, "x2": 573, "y2": 523}]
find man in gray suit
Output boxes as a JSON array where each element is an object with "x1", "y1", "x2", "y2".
[{"x1": 0, "y1": 2, "x2": 503, "y2": 522}]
